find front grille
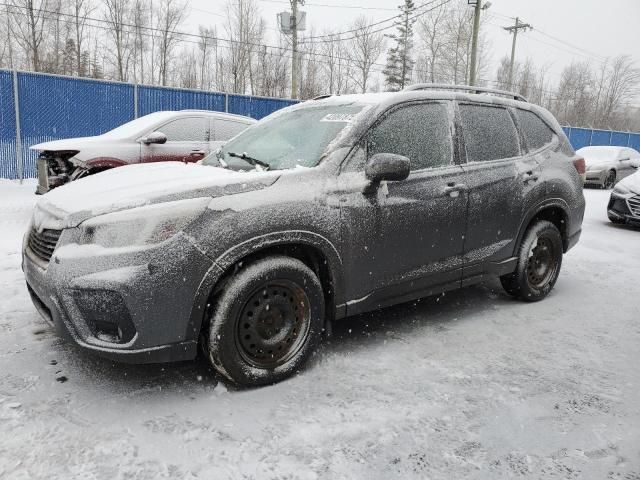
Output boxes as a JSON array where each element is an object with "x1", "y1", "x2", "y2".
[
  {"x1": 627, "y1": 195, "x2": 640, "y2": 218},
  {"x1": 28, "y1": 228, "x2": 62, "y2": 264}
]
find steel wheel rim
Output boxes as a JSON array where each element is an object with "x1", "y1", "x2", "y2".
[
  {"x1": 526, "y1": 236, "x2": 558, "y2": 289},
  {"x1": 235, "y1": 280, "x2": 311, "y2": 369}
]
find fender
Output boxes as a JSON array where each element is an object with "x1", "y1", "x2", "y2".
[
  {"x1": 185, "y1": 230, "x2": 344, "y2": 344},
  {"x1": 514, "y1": 197, "x2": 572, "y2": 254}
]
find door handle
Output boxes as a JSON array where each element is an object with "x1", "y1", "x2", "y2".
[
  {"x1": 190, "y1": 150, "x2": 206, "y2": 156},
  {"x1": 523, "y1": 171, "x2": 539, "y2": 183},
  {"x1": 443, "y1": 183, "x2": 466, "y2": 197}
]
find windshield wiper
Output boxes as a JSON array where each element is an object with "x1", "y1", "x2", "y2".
[{"x1": 227, "y1": 151, "x2": 270, "y2": 170}]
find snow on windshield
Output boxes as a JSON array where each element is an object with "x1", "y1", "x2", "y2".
[
  {"x1": 100, "y1": 111, "x2": 176, "y2": 139},
  {"x1": 204, "y1": 103, "x2": 366, "y2": 171}
]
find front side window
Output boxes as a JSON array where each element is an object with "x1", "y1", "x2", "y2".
[
  {"x1": 205, "y1": 103, "x2": 365, "y2": 171},
  {"x1": 367, "y1": 102, "x2": 453, "y2": 170},
  {"x1": 459, "y1": 104, "x2": 520, "y2": 162},
  {"x1": 516, "y1": 109, "x2": 555, "y2": 151},
  {"x1": 158, "y1": 117, "x2": 208, "y2": 142}
]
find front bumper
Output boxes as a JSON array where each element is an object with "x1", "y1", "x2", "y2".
[
  {"x1": 22, "y1": 228, "x2": 216, "y2": 363},
  {"x1": 607, "y1": 192, "x2": 640, "y2": 227},
  {"x1": 584, "y1": 171, "x2": 605, "y2": 187}
]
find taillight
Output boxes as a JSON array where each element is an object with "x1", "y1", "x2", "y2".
[{"x1": 573, "y1": 157, "x2": 585, "y2": 175}]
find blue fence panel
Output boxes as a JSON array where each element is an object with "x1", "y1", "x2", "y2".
[
  {"x1": 590, "y1": 129, "x2": 613, "y2": 146},
  {"x1": 568, "y1": 128, "x2": 591, "y2": 150},
  {"x1": 629, "y1": 133, "x2": 640, "y2": 151},
  {"x1": 0, "y1": 71, "x2": 17, "y2": 179},
  {"x1": 561, "y1": 126, "x2": 571, "y2": 138},
  {"x1": 138, "y1": 86, "x2": 226, "y2": 117},
  {"x1": 17, "y1": 72, "x2": 134, "y2": 178},
  {"x1": 227, "y1": 94, "x2": 297, "y2": 120},
  {"x1": 610, "y1": 131, "x2": 630, "y2": 147}
]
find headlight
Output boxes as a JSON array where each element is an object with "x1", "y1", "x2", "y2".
[
  {"x1": 79, "y1": 197, "x2": 210, "y2": 248},
  {"x1": 612, "y1": 183, "x2": 633, "y2": 197}
]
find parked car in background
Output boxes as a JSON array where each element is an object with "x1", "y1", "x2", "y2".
[
  {"x1": 578, "y1": 146, "x2": 640, "y2": 189},
  {"x1": 23, "y1": 85, "x2": 585, "y2": 387},
  {"x1": 608, "y1": 170, "x2": 640, "y2": 226},
  {"x1": 31, "y1": 110, "x2": 256, "y2": 194}
]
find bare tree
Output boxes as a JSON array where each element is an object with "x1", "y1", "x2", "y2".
[
  {"x1": 349, "y1": 16, "x2": 385, "y2": 93},
  {"x1": 8, "y1": 0, "x2": 50, "y2": 71},
  {"x1": 197, "y1": 25, "x2": 216, "y2": 90},
  {"x1": 224, "y1": 0, "x2": 263, "y2": 94},
  {"x1": 71, "y1": 0, "x2": 95, "y2": 76},
  {"x1": 598, "y1": 55, "x2": 640, "y2": 127},
  {"x1": 103, "y1": 0, "x2": 131, "y2": 81},
  {"x1": 416, "y1": 1, "x2": 449, "y2": 83},
  {"x1": 156, "y1": 0, "x2": 187, "y2": 86},
  {"x1": 319, "y1": 32, "x2": 352, "y2": 95}
]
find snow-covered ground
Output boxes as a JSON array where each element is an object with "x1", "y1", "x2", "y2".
[{"x1": 0, "y1": 180, "x2": 638, "y2": 479}]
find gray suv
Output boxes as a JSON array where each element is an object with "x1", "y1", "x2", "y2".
[{"x1": 22, "y1": 85, "x2": 585, "y2": 387}]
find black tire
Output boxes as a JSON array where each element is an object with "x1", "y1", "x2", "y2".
[
  {"x1": 205, "y1": 256, "x2": 325, "y2": 387},
  {"x1": 608, "y1": 214, "x2": 625, "y2": 224},
  {"x1": 603, "y1": 170, "x2": 616, "y2": 189},
  {"x1": 500, "y1": 220, "x2": 563, "y2": 302}
]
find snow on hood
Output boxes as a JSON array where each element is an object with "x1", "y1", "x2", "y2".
[
  {"x1": 33, "y1": 162, "x2": 280, "y2": 230},
  {"x1": 30, "y1": 136, "x2": 105, "y2": 152},
  {"x1": 616, "y1": 170, "x2": 640, "y2": 194}
]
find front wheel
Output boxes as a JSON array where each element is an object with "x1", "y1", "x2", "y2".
[
  {"x1": 603, "y1": 170, "x2": 616, "y2": 189},
  {"x1": 205, "y1": 256, "x2": 325, "y2": 387},
  {"x1": 500, "y1": 220, "x2": 563, "y2": 302}
]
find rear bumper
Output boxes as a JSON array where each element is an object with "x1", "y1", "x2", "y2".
[{"x1": 22, "y1": 230, "x2": 213, "y2": 364}]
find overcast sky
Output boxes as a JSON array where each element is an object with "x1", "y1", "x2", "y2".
[{"x1": 187, "y1": 0, "x2": 640, "y2": 86}]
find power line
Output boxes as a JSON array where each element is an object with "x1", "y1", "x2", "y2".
[{"x1": 258, "y1": 0, "x2": 397, "y2": 11}]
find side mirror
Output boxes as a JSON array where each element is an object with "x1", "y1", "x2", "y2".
[
  {"x1": 365, "y1": 153, "x2": 410, "y2": 183},
  {"x1": 141, "y1": 131, "x2": 167, "y2": 145}
]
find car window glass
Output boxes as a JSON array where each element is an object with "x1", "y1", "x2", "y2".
[
  {"x1": 367, "y1": 103, "x2": 453, "y2": 170},
  {"x1": 158, "y1": 117, "x2": 207, "y2": 142},
  {"x1": 460, "y1": 104, "x2": 520, "y2": 162},
  {"x1": 515, "y1": 109, "x2": 555, "y2": 151},
  {"x1": 214, "y1": 120, "x2": 251, "y2": 141}
]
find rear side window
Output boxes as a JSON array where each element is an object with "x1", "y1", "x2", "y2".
[
  {"x1": 459, "y1": 104, "x2": 520, "y2": 162},
  {"x1": 158, "y1": 117, "x2": 208, "y2": 142},
  {"x1": 367, "y1": 102, "x2": 453, "y2": 170},
  {"x1": 516, "y1": 109, "x2": 555, "y2": 151},
  {"x1": 214, "y1": 119, "x2": 251, "y2": 141}
]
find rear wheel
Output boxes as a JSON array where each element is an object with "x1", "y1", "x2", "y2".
[
  {"x1": 500, "y1": 220, "x2": 563, "y2": 302},
  {"x1": 603, "y1": 170, "x2": 616, "y2": 189},
  {"x1": 205, "y1": 256, "x2": 324, "y2": 387}
]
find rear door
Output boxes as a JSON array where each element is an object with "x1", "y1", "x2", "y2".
[
  {"x1": 339, "y1": 101, "x2": 468, "y2": 312},
  {"x1": 457, "y1": 102, "x2": 542, "y2": 283},
  {"x1": 141, "y1": 116, "x2": 209, "y2": 163},
  {"x1": 619, "y1": 148, "x2": 640, "y2": 180}
]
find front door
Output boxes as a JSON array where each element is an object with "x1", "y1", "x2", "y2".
[
  {"x1": 141, "y1": 116, "x2": 209, "y2": 163},
  {"x1": 338, "y1": 101, "x2": 468, "y2": 314}
]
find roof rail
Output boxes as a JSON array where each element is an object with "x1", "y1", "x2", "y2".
[
  {"x1": 403, "y1": 83, "x2": 527, "y2": 102},
  {"x1": 312, "y1": 94, "x2": 334, "y2": 100}
]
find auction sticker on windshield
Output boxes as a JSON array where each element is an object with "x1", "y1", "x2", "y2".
[{"x1": 320, "y1": 113, "x2": 356, "y2": 123}]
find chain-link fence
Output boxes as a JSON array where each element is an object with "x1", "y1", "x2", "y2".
[{"x1": 0, "y1": 69, "x2": 298, "y2": 180}]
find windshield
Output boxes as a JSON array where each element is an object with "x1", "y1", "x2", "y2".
[
  {"x1": 203, "y1": 103, "x2": 364, "y2": 171},
  {"x1": 577, "y1": 147, "x2": 620, "y2": 164},
  {"x1": 100, "y1": 111, "x2": 174, "y2": 139}
]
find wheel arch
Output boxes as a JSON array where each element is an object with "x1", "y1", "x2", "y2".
[
  {"x1": 515, "y1": 200, "x2": 571, "y2": 254},
  {"x1": 84, "y1": 158, "x2": 128, "y2": 170},
  {"x1": 186, "y1": 231, "x2": 344, "y2": 345}
]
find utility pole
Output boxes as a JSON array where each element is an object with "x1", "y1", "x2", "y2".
[
  {"x1": 503, "y1": 16, "x2": 531, "y2": 90},
  {"x1": 290, "y1": 0, "x2": 301, "y2": 99},
  {"x1": 468, "y1": 0, "x2": 482, "y2": 86}
]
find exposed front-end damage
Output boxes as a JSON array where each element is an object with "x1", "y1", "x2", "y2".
[{"x1": 36, "y1": 150, "x2": 79, "y2": 194}]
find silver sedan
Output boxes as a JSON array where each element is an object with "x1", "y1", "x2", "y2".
[{"x1": 578, "y1": 146, "x2": 640, "y2": 189}]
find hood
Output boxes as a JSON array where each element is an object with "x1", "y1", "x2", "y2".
[
  {"x1": 30, "y1": 136, "x2": 105, "y2": 152},
  {"x1": 616, "y1": 171, "x2": 640, "y2": 194},
  {"x1": 33, "y1": 162, "x2": 280, "y2": 231}
]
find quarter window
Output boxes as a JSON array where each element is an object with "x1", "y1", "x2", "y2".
[
  {"x1": 367, "y1": 103, "x2": 453, "y2": 170},
  {"x1": 459, "y1": 104, "x2": 520, "y2": 162},
  {"x1": 516, "y1": 109, "x2": 555, "y2": 151},
  {"x1": 158, "y1": 117, "x2": 207, "y2": 142}
]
